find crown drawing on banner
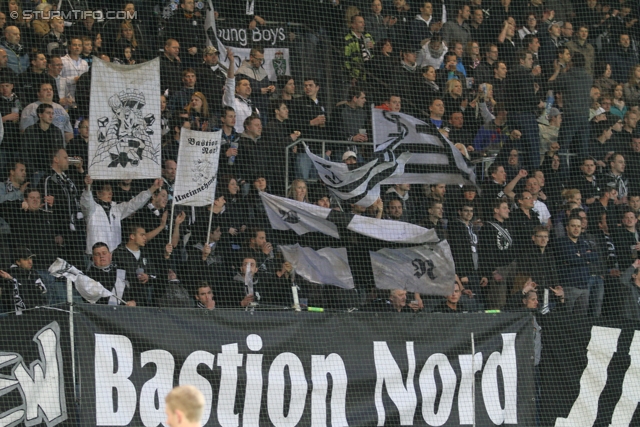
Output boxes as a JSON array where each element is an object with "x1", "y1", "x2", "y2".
[{"x1": 115, "y1": 89, "x2": 146, "y2": 109}]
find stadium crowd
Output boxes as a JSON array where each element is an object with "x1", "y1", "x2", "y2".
[{"x1": 0, "y1": 0, "x2": 639, "y2": 318}]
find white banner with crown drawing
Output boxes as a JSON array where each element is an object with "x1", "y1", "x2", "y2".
[{"x1": 88, "y1": 57, "x2": 162, "y2": 180}]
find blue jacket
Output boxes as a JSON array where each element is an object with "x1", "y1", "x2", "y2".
[
  {"x1": 555, "y1": 236, "x2": 599, "y2": 289},
  {"x1": 1, "y1": 41, "x2": 28, "y2": 74}
]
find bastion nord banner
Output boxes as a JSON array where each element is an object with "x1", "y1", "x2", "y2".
[{"x1": 74, "y1": 305, "x2": 534, "y2": 426}]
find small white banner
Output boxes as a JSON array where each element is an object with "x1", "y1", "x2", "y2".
[{"x1": 173, "y1": 129, "x2": 222, "y2": 206}]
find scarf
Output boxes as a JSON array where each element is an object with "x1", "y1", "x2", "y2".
[
  {"x1": 428, "y1": 43, "x2": 445, "y2": 59},
  {"x1": 5, "y1": 178, "x2": 17, "y2": 193},
  {"x1": 2, "y1": 40, "x2": 23, "y2": 55},
  {"x1": 402, "y1": 62, "x2": 417, "y2": 72}
]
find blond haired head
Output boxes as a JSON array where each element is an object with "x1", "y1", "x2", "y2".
[{"x1": 165, "y1": 385, "x2": 205, "y2": 426}]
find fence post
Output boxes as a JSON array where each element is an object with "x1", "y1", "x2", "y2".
[{"x1": 67, "y1": 278, "x2": 77, "y2": 400}]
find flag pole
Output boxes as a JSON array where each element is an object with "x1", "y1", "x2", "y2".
[
  {"x1": 205, "y1": 199, "x2": 215, "y2": 246},
  {"x1": 168, "y1": 202, "x2": 176, "y2": 245}
]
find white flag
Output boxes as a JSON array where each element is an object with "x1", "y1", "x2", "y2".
[
  {"x1": 173, "y1": 129, "x2": 222, "y2": 206},
  {"x1": 370, "y1": 241, "x2": 456, "y2": 296},
  {"x1": 48, "y1": 258, "x2": 115, "y2": 304},
  {"x1": 205, "y1": 0, "x2": 290, "y2": 81},
  {"x1": 260, "y1": 192, "x2": 439, "y2": 244},
  {"x1": 259, "y1": 192, "x2": 340, "y2": 238},
  {"x1": 88, "y1": 57, "x2": 162, "y2": 180},
  {"x1": 280, "y1": 244, "x2": 355, "y2": 289},
  {"x1": 371, "y1": 107, "x2": 476, "y2": 185}
]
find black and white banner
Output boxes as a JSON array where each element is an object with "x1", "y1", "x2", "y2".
[
  {"x1": 279, "y1": 242, "x2": 455, "y2": 295},
  {"x1": 539, "y1": 314, "x2": 640, "y2": 426},
  {"x1": 0, "y1": 311, "x2": 75, "y2": 427},
  {"x1": 371, "y1": 108, "x2": 476, "y2": 186},
  {"x1": 88, "y1": 57, "x2": 162, "y2": 180},
  {"x1": 205, "y1": 0, "x2": 290, "y2": 81},
  {"x1": 306, "y1": 146, "x2": 410, "y2": 206},
  {"x1": 279, "y1": 244, "x2": 355, "y2": 289},
  {"x1": 371, "y1": 241, "x2": 455, "y2": 295},
  {"x1": 74, "y1": 305, "x2": 535, "y2": 426},
  {"x1": 260, "y1": 192, "x2": 439, "y2": 244},
  {"x1": 8, "y1": 307, "x2": 640, "y2": 426},
  {"x1": 173, "y1": 129, "x2": 221, "y2": 206}
]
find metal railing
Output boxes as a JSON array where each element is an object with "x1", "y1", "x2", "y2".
[{"x1": 284, "y1": 138, "x2": 375, "y2": 194}]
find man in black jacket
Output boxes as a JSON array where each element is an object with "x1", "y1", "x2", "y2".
[
  {"x1": 160, "y1": 39, "x2": 183, "y2": 96},
  {"x1": 40, "y1": 147, "x2": 85, "y2": 267},
  {"x1": 505, "y1": 50, "x2": 543, "y2": 170},
  {"x1": 0, "y1": 247, "x2": 48, "y2": 314},
  {"x1": 612, "y1": 208, "x2": 640, "y2": 271},
  {"x1": 196, "y1": 46, "x2": 227, "y2": 117},
  {"x1": 447, "y1": 201, "x2": 481, "y2": 299},
  {"x1": 112, "y1": 224, "x2": 173, "y2": 307},
  {"x1": 518, "y1": 226, "x2": 559, "y2": 289},
  {"x1": 22, "y1": 104, "x2": 65, "y2": 183},
  {"x1": 478, "y1": 198, "x2": 517, "y2": 309},
  {"x1": 291, "y1": 77, "x2": 329, "y2": 179},
  {"x1": 555, "y1": 52, "x2": 593, "y2": 161},
  {"x1": 508, "y1": 190, "x2": 541, "y2": 256},
  {"x1": 16, "y1": 53, "x2": 60, "y2": 106},
  {"x1": 164, "y1": 0, "x2": 207, "y2": 69},
  {"x1": 86, "y1": 242, "x2": 135, "y2": 306}
]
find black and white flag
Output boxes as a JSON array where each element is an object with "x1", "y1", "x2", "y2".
[
  {"x1": 173, "y1": 129, "x2": 221, "y2": 206},
  {"x1": 370, "y1": 241, "x2": 455, "y2": 295},
  {"x1": 371, "y1": 107, "x2": 476, "y2": 185},
  {"x1": 88, "y1": 57, "x2": 162, "y2": 179},
  {"x1": 279, "y1": 244, "x2": 355, "y2": 289},
  {"x1": 260, "y1": 192, "x2": 439, "y2": 244},
  {"x1": 306, "y1": 146, "x2": 410, "y2": 206},
  {"x1": 279, "y1": 242, "x2": 454, "y2": 295}
]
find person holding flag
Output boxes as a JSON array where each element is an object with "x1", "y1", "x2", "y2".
[{"x1": 81, "y1": 176, "x2": 164, "y2": 255}]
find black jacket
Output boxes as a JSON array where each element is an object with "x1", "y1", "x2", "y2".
[
  {"x1": 447, "y1": 219, "x2": 479, "y2": 278},
  {"x1": 517, "y1": 243, "x2": 560, "y2": 288},
  {"x1": 0, "y1": 266, "x2": 47, "y2": 314},
  {"x1": 112, "y1": 245, "x2": 167, "y2": 306},
  {"x1": 505, "y1": 65, "x2": 540, "y2": 113},
  {"x1": 478, "y1": 219, "x2": 516, "y2": 276},
  {"x1": 16, "y1": 68, "x2": 60, "y2": 105}
]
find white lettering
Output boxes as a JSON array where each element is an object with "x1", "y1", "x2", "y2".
[
  {"x1": 481, "y1": 333, "x2": 518, "y2": 425},
  {"x1": 458, "y1": 353, "x2": 483, "y2": 425},
  {"x1": 311, "y1": 354, "x2": 348, "y2": 426},
  {"x1": 139, "y1": 350, "x2": 174, "y2": 427},
  {"x1": 95, "y1": 334, "x2": 137, "y2": 426},
  {"x1": 267, "y1": 353, "x2": 308, "y2": 426},
  {"x1": 419, "y1": 353, "x2": 456, "y2": 426},
  {"x1": 555, "y1": 326, "x2": 621, "y2": 426},
  {"x1": 610, "y1": 330, "x2": 640, "y2": 426},
  {"x1": 12, "y1": 325, "x2": 66, "y2": 425},
  {"x1": 243, "y1": 335, "x2": 263, "y2": 426},
  {"x1": 217, "y1": 344, "x2": 244, "y2": 427},
  {"x1": 179, "y1": 351, "x2": 215, "y2": 425},
  {"x1": 374, "y1": 341, "x2": 417, "y2": 426}
]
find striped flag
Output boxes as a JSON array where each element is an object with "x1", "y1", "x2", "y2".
[
  {"x1": 305, "y1": 147, "x2": 410, "y2": 206},
  {"x1": 371, "y1": 107, "x2": 476, "y2": 185},
  {"x1": 307, "y1": 108, "x2": 476, "y2": 206}
]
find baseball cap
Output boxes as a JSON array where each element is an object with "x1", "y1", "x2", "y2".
[
  {"x1": 15, "y1": 247, "x2": 36, "y2": 260},
  {"x1": 548, "y1": 108, "x2": 562, "y2": 118},
  {"x1": 548, "y1": 20, "x2": 564, "y2": 29},
  {"x1": 342, "y1": 151, "x2": 357, "y2": 161},
  {"x1": 203, "y1": 46, "x2": 218, "y2": 55}
]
